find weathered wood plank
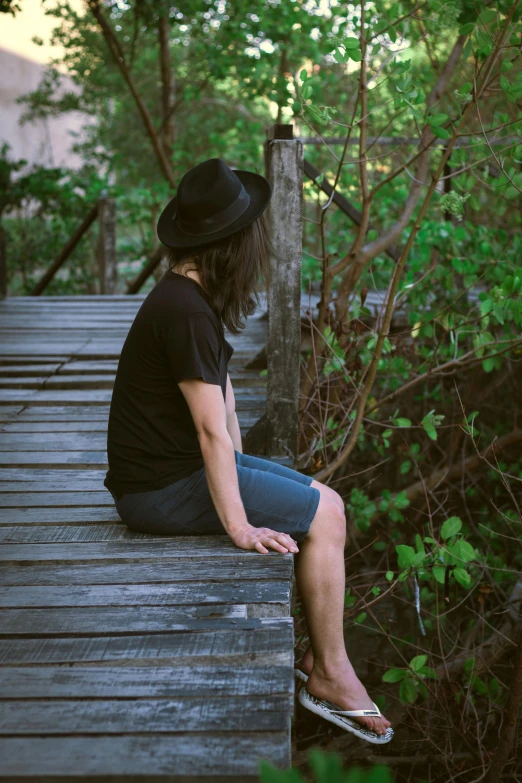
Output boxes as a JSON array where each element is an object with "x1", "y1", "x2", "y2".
[
  {"x1": 1, "y1": 424, "x2": 109, "y2": 434},
  {"x1": 0, "y1": 376, "x2": 114, "y2": 390},
  {"x1": 0, "y1": 559, "x2": 292, "y2": 585},
  {"x1": 0, "y1": 357, "x2": 70, "y2": 364},
  {"x1": 0, "y1": 621, "x2": 293, "y2": 664},
  {"x1": 0, "y1": 364, "x2": 61, "y2": 376},
  {"x1": 0, "y1": 390, "x2": 112, "y2": 405},
  {"x1": 11, "y1": 406, "x2": 110, "y2": 417},
  {"x1": 0, "y1": 479, "x2": 108, "y2": 491},
  {"x1": 0, "y1": 605, "x2": 258, "y2": 634},
  {"x1": 0, "y1": 378, "x2": 46, "y2": 390},
  {"x1": 0, "y1": 492, "x2": 111, "y2": 507},
  {"x1": 0, "y1": 507, "x2": 121, "y2": 524},
  {"x1": 0, "y1": 523, "x2": 259, "y2": 543},
  {"x1": 0, "y1": 664, "x2": 292, "y2": 698},
  {"x1": 0, "y1": 582, "x2": 290, "y2": 611},
  {"x1": 60, "y1": 361, "x2": 119, "y2": 373},
  {"x1": 0, "y1": 390, "x2": 265, "y2": 407},
  {"x1": 0, "y1": 540, "x2": 294, "y2": 562},
  {"x1": 0, "y1": 696, "x2": 291, "y2": 734},
  {"x1": 0, "y1": 452, "x2": 108, "y2": 467},
  {"x1": 0, "y1": 480, "x2": 109, "y2": 491},
  {"x1": 0, "y1": 435, "x2": 110, "y2": 449},
  {"x1": 0, "y1": 524, "x2": 150, "y2": 540},
  {"x1": 0, "y1": 733, "x2": 291, "y2": 779},
  {"x1": 0, "y1": 468, "x2": 107, "y2": 482}
]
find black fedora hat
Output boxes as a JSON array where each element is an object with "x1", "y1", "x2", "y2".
[{"x1": 157, "y1": 157, "x2": 272, "y2": 249}]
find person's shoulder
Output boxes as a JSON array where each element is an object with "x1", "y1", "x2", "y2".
[{"x1": 144, "y1": 273, "x2": 216, "y2": 320}]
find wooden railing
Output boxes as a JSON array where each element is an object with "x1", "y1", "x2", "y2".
[{"x1": 27, "y1": 196, "x2": 117, "y2": 297}]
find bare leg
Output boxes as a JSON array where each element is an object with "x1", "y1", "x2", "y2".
[{"x1": 293, "y1": 483, "x2": 391, "y2": 735}]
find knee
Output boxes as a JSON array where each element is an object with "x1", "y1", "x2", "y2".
[
  {"x1": 311, "y1": 480, "x2": 345, "y2": 516},
  {"x1": 308, "y1": 492, "x2": 346, "y2": 545},
  {"x1": 330, "y1": 498, "x2": 347, "y2": 542}
]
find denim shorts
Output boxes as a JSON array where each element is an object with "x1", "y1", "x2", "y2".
[{"x1": 109, "y1": 450, "x2": 321, "y2": 542}]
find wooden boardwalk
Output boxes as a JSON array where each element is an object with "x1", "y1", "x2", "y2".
[{"x1": 0, "y1": 294, "x2": 296, "y2": 781}]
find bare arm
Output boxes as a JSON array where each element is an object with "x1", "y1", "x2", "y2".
[
  {"x1": 177, "y1": 377, "x2": 298, "y2": 554},
  {"x1": 225, "y1": 372, "x2": 242, "y2": 453}
]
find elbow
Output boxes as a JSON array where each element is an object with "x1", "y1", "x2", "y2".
[{"x1": 197, "y1": 425, "x2": 232, "y2": 450}]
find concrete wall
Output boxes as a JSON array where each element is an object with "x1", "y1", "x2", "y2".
[{"x1": 0, "y1": 47, "x2": 88, "y2": 169}]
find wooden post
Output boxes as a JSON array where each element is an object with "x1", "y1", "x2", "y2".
[
  {"x1": 97, "y1": 196, "x2": 117, "y2": 294},
  {"x1": 263, "y1": 124, "x2": 304, "y2": 466}
]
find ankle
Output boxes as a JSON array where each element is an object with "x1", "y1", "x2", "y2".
[{"x1": 312, "y1": 656, "x2": 355, "y2": 679}]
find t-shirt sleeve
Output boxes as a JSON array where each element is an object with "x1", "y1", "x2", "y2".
[
  {"x1": 164, "y1": 312, "x2": 222, "y2": 385},
  {"x1": 225, "y1": 338, "x2": 234, "y2": 363}
]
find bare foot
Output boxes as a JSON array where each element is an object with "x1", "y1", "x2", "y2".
[{"x1": 304, "y1": 657, "x2": 391, "y2": 736}]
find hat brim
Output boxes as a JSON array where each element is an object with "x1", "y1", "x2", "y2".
[{"x1": 157, "y1": 169, "x2": 272, "y2": 249}]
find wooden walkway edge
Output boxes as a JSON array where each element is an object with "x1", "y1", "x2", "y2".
[{"x1": 0, "y1": 295, "x2": 297, "y2": 781}]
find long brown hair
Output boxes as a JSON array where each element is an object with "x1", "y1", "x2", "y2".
[{"x1": 162, "y1": 210, "x2": 279, "y2": 335}]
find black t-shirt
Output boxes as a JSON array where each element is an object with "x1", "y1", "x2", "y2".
[{"x1": 104, "y1": 269, "x2": 234, "y2": 500}]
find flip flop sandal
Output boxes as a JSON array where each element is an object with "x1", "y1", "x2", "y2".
[
  {"x1": 294, "y1": 667, "x2": 309, "y2": 683},
  {"x1": 298, "y1": 686, "x2": 394, "y2": 745}
]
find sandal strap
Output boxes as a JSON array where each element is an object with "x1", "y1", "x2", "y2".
[{"x1": 329, "y1": 701, "x2": 382, "y2": 718}]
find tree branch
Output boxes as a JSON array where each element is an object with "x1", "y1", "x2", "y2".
[
  {"x1": 311, "y1": 8, "x2": 516, "y2": 483},
  {"x1": 86, "y1": 0, "x2": 175, "y2": 187}
]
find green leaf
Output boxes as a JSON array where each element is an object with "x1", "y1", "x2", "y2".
[
  {"x1": 441, "y1": 516, "x2": 462, "y2": 540},
  {"x1": 308, "y1": 750, "x2": 346, "y2": 783},
  {"x1": 385, "y1": 570, "x2": 394, "y2": 581},
  {"x1": 343, "y1": 37, "x2": 360, "y2": 49},
  {"x1": 454, "y1": 567, "x2": 471, "y2": 588},
  {"x1": 258, "y1": 759, "x2": 304, "y2": 782},
  {"x1": 399, "y1": 677, "x2": 417, "y2": 704},
  {"x1": 480, "y1": 298, "x2": 494, "y2": 316},
  {"x1": 422, "y1": 420, "x2": 437, "y2": 440},
  {"x1": 489, "y1": 678, "x2": 501, "y2": 699},
  {"x1": 355, "y1": 611, "x2": 367, "y2": 624},
  {"x1": 299, "y1": 69, "x2": 308, "y2": 82},
  {"x1": 395, "y1": 418, "x2": 412, "y2": 427},
  {"x1": 382, "y1": 667, "x2": 406, "y2": 683},
  {"x1": 411, "y1": 551, "x2": 425, "y2": 567},
  {"x1": 394, "y1": 491, "x2": 410, "y2": 510},
  {"x1": 410, "y1": 654, "x2": 428, "y2": 672},
  {"x1": 458, "y1": 540, "x2": 476, "y2": 562},
  {"x1": 479, "y1": 8, "x2": 497, "y2": 24},
  {"x1": 472, "y1": 675, "x2": 488, "y2": 695},
  {"x1": 430, "y1": 125, "x2": 450, "y2": 140},
  {"x1": 396, "y1": 544, "x2": 415, "y2": 569},
  {"x1": 500, "y1": 74, "x2": 511, "y2": 91},
  {"x1": 432, "y1": 566, "x2": 446, "y2": 584},
  {"x1": 459, "y1": 22, "x2": 475, "y2": 36},
  {"x1": 428, "y1": 113, "x2": 449, "y2": 126}
]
